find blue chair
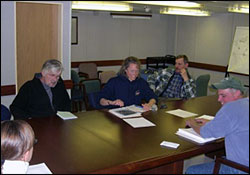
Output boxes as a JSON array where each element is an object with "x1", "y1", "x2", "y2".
[
  {"x1": 1, "y1": 104, "x2": 11, "y2": 121},
  {"x1": 195, "y1": 74, "x2": 210, "y2": 97},
  {"x1": 87, "y1": 92, "x2": 104, "y2": 110}
]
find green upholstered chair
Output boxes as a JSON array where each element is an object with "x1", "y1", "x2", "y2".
[
  {"x1": 81, "y1": 78, "x2": 101, "y2": 111},
  {"x1": 71, "y1": 70, "x2": 86, "y2": 112},
  {"x1": 195, "y1": 74, "x2": 210, "y2": 97}
]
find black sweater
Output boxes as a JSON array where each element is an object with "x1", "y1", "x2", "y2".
[{"x1": 10, "y1": 75, "x2": 71, "y2": 119}]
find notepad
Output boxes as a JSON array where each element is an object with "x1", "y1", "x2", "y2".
[
  {"x1": 166, "y1": 109, "x2": 198, "y2": 118},
  {"x1": 175, "y1": 128, "x2": 220, "y2": 145},
  {"x1": 57, "y1": 111, "x2": 78, "y2": 120}
]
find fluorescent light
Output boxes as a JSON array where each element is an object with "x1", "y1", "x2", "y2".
[
  {"x1": 124, "y1": 1, "x2": 201, "y2": 8},
  {"x1": 111, "y1": 12, "x2": 152, "y2": 19},
  {"x1": 72, "y1": 1, "x2": 132, "y2": 12},
  {"x1": 160, "y1": 7, "x2": 210, "y2": 16},
  {"x1": 228, "y1": 5, "x2": 249, "y2": 14}
]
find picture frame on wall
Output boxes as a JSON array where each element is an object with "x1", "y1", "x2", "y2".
[{"x1": 71, "y1": 16, "x2": 78, "y2": 45}]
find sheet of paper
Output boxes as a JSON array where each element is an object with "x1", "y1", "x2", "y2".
[
  {"x1": 166, "y1": 109, "x2": 198, "y2": 118},
  {"x1": 27, "y1": 163, "x2": 52, "y2": 174},
  {"x1": 57, "y1": 111, "x2": 78, "y2": 120},
  {"x1": 196, "y1": 115, "x2": 214, "y2": 120},
  {"x1": 123, "y1": 117, "x2": 156, "y2": 128}
]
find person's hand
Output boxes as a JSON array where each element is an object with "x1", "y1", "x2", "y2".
[
  {"x1": 194, "y1": 118, "x2": 210, "y2": 125},
  {"x1": 186, "y1": 118, "x2": 209, "y2": 128},
  {"x1": 185, "y1": 119, "x2": 196, "y2": 128},
  {"x1": 109, "y1": 99, "x2": 124, "y2": 107},
  {"x1": 142, "y1": 103, "x2": 151, "y2": 111},
  {"x1": 180, "y1": 68, "x2": 189, "y2": 81}
]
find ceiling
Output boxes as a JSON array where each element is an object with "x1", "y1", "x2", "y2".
[
  {"x1": 130, "y1": 1, "x2": 249, "y2": 14},
  {"x1": 72, "y1": 1, "x2": 249, "y2": 15}
]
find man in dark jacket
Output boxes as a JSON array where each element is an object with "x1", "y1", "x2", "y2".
[{"x1": 10, "y1": 59, "x2": 71, "y2": 119}]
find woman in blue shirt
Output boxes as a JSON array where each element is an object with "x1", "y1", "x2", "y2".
[{"x1": 98, "y1": 56, "x2": 157, "y2": 111}]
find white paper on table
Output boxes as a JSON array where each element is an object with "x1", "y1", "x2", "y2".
[
  {"x1": 123, "y1": 117, "x2": 156, "y2": 128},
  {"x1": 57, "y1": 111, "x2": 78, "y2": 120},
  {"x1": 27, "y1": 163, "x2": 52, "y2": 174},
  {"x1": 196, "y1": 115, "x2": 214, "y2": 120},
  {"x1": 166, "y1": 109, "x2": 198, "y2": 118}
]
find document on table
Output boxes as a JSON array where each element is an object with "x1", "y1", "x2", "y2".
[
  {"x1": 109, "y1": 105, "x2": 144, "y2": 119},
  {"x1": 166, "y1": 109, "x2": 198, "y2": 118},
  {"x1": 27, "y1": 163, "x2": 52, "y2": 174},
  {"x1": 57, "y1": 111, "x2": 78, "y2": 120},
  {"x1": 123, "y1": 117, "x2": 156, "y2": 128}
]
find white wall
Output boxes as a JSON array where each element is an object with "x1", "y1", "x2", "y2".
[
  {"x1": 71, "y1": 11, "x2": 176, "y2": 61},
  {"x1": 176, "y1": 13, "x2": 249, "y2": 95},
  {"x1": 71, "y1": 11, "x2": 249, "y2": 96},
  {"x1": 1, "y1": 1, "x2": 72, "y2": 108}
]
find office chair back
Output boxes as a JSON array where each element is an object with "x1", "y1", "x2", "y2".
[
  {"x1": 195, "y1": 74, "x2": 210, "y2": 97},
  {"x1": 81, "y1": 79, "x2": 101, "y2": 110},
  {"x1": 71, "y1": 70, "x2": 86, "y2": 112},
  {"x1": 87, "y1": 92, "x2": 104, "y2": 110},
  {"x1": 1, "y1": 104, "x2": 11, "y2": 121},
  {"x1": 99, "y1": 70, "x2": 117, "y2": 86},
  {"x1": 213, "y1": 157, "x2": 249, "y2": 174},
  {"x1": 165, "y1": 54, "x2": 176, "y2": 65},
  {"x1": 79, "y1": 63, "x2": 98, "y2": 79}
]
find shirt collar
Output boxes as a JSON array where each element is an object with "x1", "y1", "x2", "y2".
[{"x1": 2, "y1": 160, "x2": 29, "y2": 174}]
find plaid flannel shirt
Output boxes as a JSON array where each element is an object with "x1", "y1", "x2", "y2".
[{"x1": 147, "y1": 68, "x2": 196, "y2": 99}]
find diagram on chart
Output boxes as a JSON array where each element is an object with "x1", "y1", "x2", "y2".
[{"x1": 228, "y1": 27, "x2": 249, "y2": 75}]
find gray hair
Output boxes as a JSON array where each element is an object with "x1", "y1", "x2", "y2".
[
  {"x1": 228, "y1": 88, "x2": 244, "y2": 96},
  {"x1": 118, "y1": 56, "x2": 141, "y2": 76},
  {"x1": 41, "y1": 59, "x2": 63, "y2": 73}
]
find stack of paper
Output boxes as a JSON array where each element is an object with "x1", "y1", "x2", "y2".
[
  {"x1": 57, "y1": 111, "x2": 78, "y2": 120},
  {"x1": 176, "y1": 128, "x2": 219, "y2": 144}
]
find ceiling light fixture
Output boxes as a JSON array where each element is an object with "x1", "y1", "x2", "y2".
[
  {"x1": 111, "y1": 12, "x2": 152, "y2": 19},
  {"x1": 124, "y1": 1, "x2": 201, "y2": 8},
  {"x1": 160, "y1": 7, "x2": 210, "y2": 16},
  {"x1": 72, "y1": 1, "x2": 133, "y2": 12},
  {"x1": 228, "y1": 5, "x2": 249, "y2": 14}
]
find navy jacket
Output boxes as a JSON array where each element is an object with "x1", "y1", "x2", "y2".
[
  {"x1": 98, "y1": 75, "x2": 158, "y2": 108},
  {"x1": 10, "y1": 74, "x2": 71, "y2": 119}
]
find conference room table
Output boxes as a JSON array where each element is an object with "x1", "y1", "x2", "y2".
[{"x1": 28, "y1": 95, "x2": 224, "y2": 174}]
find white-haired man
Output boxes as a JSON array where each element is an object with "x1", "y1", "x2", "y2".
[{"x1": 10, "y1": 59, "x2": 71, "y2": 119}]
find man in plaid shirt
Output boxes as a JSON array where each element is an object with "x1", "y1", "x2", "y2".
[{"x1": 147, "y1": 55, "x2": 196, "y2": 99}]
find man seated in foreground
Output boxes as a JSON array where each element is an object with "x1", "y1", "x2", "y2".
[{"x1": 185, "y1": 77, "x2": 249, "y2": 174}]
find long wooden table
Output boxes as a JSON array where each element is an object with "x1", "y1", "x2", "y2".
[{"x1": 28, "y1": 95, "x2": 224, "y2": 174}]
